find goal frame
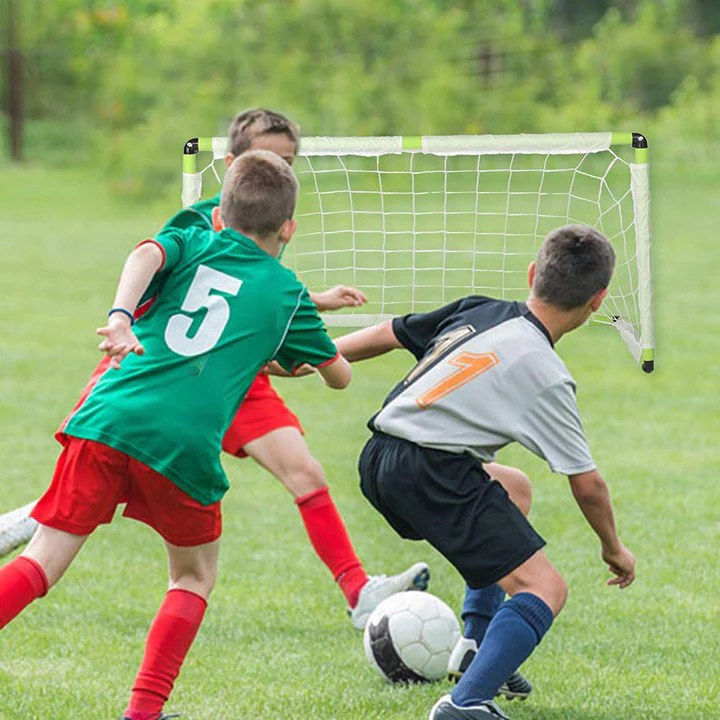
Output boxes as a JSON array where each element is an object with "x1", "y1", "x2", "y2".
[{"x1": 182, "y1": 132, "x2": 654, "y2": 373}]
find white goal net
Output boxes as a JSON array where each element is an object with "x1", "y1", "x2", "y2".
[{"x1": 182, "y1": 132, "x2": 654, "y2": 371}]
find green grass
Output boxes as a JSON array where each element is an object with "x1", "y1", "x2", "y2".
[{"x1": 0, "y1": 161, "x2": 719, "y2": 719}]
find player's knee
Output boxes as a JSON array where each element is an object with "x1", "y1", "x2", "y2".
[
  {"x1": 169, "y1": 567, "x2": 217, "y2": 599},
  {"x1": 286, "y1": 456, "x2": 327, "y2": 497},
  {"x1": 542, "y1": 572, "x2": 568, "y2": 617}
]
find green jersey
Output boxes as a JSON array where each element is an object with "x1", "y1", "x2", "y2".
[
  {"x1": 162, "y1": 193, "x2": 219, "y2": 232},
  {"x1": 64, "y1": 225, "x2": 338, "y2": 505}
]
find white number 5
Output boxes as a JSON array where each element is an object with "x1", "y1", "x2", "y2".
[{"x1": 165, "y1": 265, "x2": 243, "y2": 357}]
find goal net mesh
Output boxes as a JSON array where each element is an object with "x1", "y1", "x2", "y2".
[{"x1": 182, "y1": 133, "x2": 653, "y2": 369}]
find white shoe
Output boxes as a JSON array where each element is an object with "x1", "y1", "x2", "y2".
[
  {"x1": 428, "y1": 694, "x2": 510, "y2": 719},
  {"x1": 447, "y1": 636, "x2": 478, "y2": 682},
  {"x1": 349, "y1": 561, "x2": 430, "y2": 630}
]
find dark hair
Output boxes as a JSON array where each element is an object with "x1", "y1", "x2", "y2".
[
  {"x1": 533, "y1": 225, "x2": 616, "y2": 310},
  {"x1": 220, "y1": 150, "x2": 298, "y2": 237},
  {"x1": 228, "y1": 108, "x2": 300, "y2": 157}
]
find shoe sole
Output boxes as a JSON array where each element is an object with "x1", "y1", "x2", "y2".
[{"x1": 499, "y1": 686, "x2": 530, "y2": 701}]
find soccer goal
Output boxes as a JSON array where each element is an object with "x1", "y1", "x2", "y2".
[{"x1": 183, "y1": 132, "x2": 654, "y2": 372}]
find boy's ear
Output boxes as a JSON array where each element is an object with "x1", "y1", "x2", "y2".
[
  {"x1": 590, "y1": 287, "x2": 609, "y2": 312},
  {"x1": 527, "y1": 261, "x2": 536, "y2": 289},
  {"x1": 212, "y1": 206, "x2": 224, "y2": 232},
  {"x1": 279, "y1": 219, "x2": 298, "y2": 244},
  {"x1": 224, "y1": 153, "x2": 236, "y2": 169}
]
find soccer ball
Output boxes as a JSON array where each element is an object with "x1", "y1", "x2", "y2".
[{"x1": 363, "y1": 591, "x2": 461, "y2": 683}]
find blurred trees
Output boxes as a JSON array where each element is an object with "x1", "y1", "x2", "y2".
[{"x1": 2, "y1": 0, "x2": 719, "y2": 192}]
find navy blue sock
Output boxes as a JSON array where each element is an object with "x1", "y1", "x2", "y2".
[
  {"x1": 462, "y1": 584, "x2": 506, "y2": 645},
  {"x1": 451, "y1": 593, "x2": 554, "y2": 707}
]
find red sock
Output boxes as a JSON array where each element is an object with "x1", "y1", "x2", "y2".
[
  {"x1": 0, "y1": 556, "x2": 49, "y2": 629},
  {"x1": 125, "y1": 589, "x2": 207, "y2": 720},
  {"x1": 295, "y1": 486, "x2": 369, "y2": 608}
]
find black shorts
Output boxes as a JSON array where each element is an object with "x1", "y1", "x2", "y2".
[{"x1": 359, "y1": 432, "x2": 546, "y2": 589}]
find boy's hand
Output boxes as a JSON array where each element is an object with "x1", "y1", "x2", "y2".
[
  {"x1": 602, "y1": 543, "x2": 635, "y2": 589},
  {"x1": 311, "y1": 286, "x2": 368, "y2": 311},
  {"x1": 97, "y1": 316, "x2": 145, "y2": 370},
  {"x1": 263, "y1": 361, "x2": 314, "y2": 378}
]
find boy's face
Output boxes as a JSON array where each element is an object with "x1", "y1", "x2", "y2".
[{"x1": 225, "y1": 133, "x2": 297, "y2": 168}]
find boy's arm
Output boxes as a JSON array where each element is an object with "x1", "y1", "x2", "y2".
[
  {"x1": 97, "y1": 241, "x2": 165, "y2": 369},
  {"x1": 515, "y1": 377, "x2": 635, "y2": 589},
  {"x1": 309, "y1": 286, "x2": 368, "y2": 312},
  {"x1": 333, "y1": 320, "x2": 404, "y2": 362},
  {"x1": 315, "y1": 355, "x2": 352, "y2": 389},
  {"x1": 333, "y1": 299, "x2": 467, "y2": 363},
  {"x1": 569, "y1": 470, "x2": 636, "y2": 589}
]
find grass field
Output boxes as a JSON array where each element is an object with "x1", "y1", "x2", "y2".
[{"x1": 0, "y1": 161, "x2": 719, "y2": 720}]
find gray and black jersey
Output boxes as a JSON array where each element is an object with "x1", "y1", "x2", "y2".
[{"x1": 371, "y1": 296, "x2": 596, "y2": 476}]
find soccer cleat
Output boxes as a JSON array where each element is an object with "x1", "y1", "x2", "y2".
[
  {"x1": 120, "y1": 714, "x2": 181, "y2": 719},
  {"x1": 428, "y1": 694, "x2": 510, "y2": 719},
  {"x1": 349, "y1": 561, "x2": 430, "y2": 630},
  {"x1": 447, "y1": 637, "x2": 532, "y2": 701}
]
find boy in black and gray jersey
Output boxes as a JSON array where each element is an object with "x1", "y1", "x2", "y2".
[{"x1": 335, "y1": 225, "x2": 636, "y2": 720}]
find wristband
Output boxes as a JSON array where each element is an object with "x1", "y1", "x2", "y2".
[{"x1": 108, "y1": 307, "x2": 135, "y2": 326}]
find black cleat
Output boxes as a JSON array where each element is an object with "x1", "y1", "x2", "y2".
[
  {"x1": 428, "y1": 695, "x2": 510, "y2": 719},
  {"x1": 500, "y1": 670, "x2": 533, "y2": 701}
]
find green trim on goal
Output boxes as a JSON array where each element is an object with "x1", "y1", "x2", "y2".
[
  {"x1": 198, "y1": 137, "x2": 214, "y2": 152},
  {"x1": 635, "y1": 147, "x2": 649, "y2": 163},
  {"x1": 611, "y1": 132, "x2": 633, "y2": 146},
  {"x1": 402, "y1": 136, "x2": 423, "y2": 149},
  {"x1": 183, "y1": 154, "x2": 196, "y2": 173}
]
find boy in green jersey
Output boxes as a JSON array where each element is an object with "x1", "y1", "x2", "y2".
[
  {"x1": 0, "y1": 149, "x2": 351, "y2": 720},
  {"x1": 54, "y1": 109, "x2": 431, "y2": 630}
]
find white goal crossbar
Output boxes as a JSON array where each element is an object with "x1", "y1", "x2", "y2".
[{"x1": 182, "y1": 132, "x2": 654, "y2": 372}]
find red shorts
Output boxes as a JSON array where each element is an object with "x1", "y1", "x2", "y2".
[
  {"x1": 33, "y1": 438, "x2": 222, "y2": 546},
  {"x1": 61, "y1": 362, "x2": 303, "y2": 461},
  {"x1": 221, "y1": 374, "x2": 303, "y2": 458}
]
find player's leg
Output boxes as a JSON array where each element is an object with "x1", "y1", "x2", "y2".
[
  {"x1": 243, "y1": 425, "x2": 369, "y2": 599},
  {"x1": 463, "y1": 464, "x2": 532, "y2": 642},
  {"x1": 244, "y1": 426, "x2": 429, "y2": 627},
  {"x1": 123, "y1": 539, "x2": 219, "y2": 720},
  {"x1": 451, "y1": 463, "x2": 534, "y2": 700},
  {"x1": 359, "y1": 434, "x2": 553, "y2": 718},
  {"x1": 122, "y1": 460, "x2": 222, "y2": 720},
  {"x1": 483, "y1": 463, "x2": 532, "y2": 516},
  {"x1": 225, "y1": 376, "x2": 429, "y2": 626},
  {"x1": 0, "y1": 437, "x2": 126, "y2": 630},
  {"x1": 0, "y1": 525, "x2": 85, "y2": 628},
  {"x1": 434, "y1": 552, "x2": 566, "y2": 719}
]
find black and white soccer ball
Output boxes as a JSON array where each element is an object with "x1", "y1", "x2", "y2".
[{"x1": 363, "y1": 591, "x2": 461, "y2": 683}]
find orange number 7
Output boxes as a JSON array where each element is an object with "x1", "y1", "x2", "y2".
[{"x1": 416, "y1": 351, "x2": 499, "y2": 409}]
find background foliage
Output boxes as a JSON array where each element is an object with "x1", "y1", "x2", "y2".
[{"x1": 2, "y1": 0, "x2": 719, "y2": 195}]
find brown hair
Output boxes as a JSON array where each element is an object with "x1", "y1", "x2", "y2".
[
  {"x1": 228, "y1": 108, "x2": 300, "y2": 157},
  {"x1": 533, "y1": 225, "x2": 616, "y2": 310},
  {"x1": 220, "y1": 149, "x2": 298, "y2": 237}
]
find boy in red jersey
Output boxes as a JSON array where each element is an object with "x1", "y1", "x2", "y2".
[{"x1": 0, "y1": 150, "x2": 353, "y2": 719}]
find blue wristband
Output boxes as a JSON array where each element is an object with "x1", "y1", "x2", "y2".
[{"x1": 108, "y1": 307, "x2": 135, "y2": 326}]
